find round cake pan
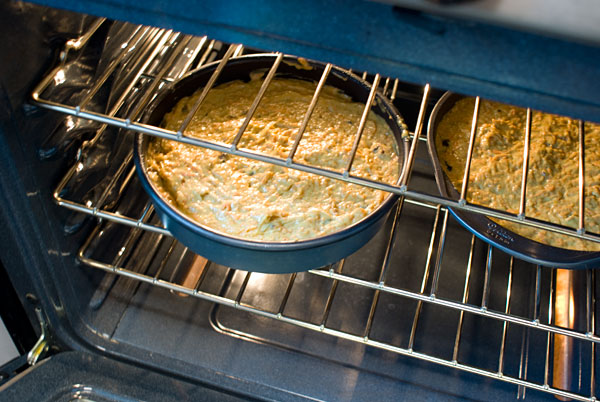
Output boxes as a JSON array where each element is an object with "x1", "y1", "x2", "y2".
[
  {"x1": 427, "y1": 91, "x2": 600, "y2": 269},
  {"x1": 134, "y1": 54, "x2": 409, "y2": 273}
]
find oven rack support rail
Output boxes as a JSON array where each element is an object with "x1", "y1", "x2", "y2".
[
  {"x1": 79, "y1": 197, "x2": 599, "y2": 402},
  {"x1": 30, "y1": 18, "x2": 600, "y2": 248}
]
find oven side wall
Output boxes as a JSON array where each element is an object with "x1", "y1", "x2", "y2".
[{"x1": 0, "y1": 2, "x2": 96, "y2": 354}]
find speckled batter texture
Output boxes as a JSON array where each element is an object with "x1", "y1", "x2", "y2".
[
  {"x1": 436, "y1": 97, "x2": 600, "y2": 251},
  {"x1": 146, "y1": 77, "x2": 400, "y2": 242}
]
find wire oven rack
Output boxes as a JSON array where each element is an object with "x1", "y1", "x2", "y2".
[
  {"x1": 31, "y1": 18, "x2": 600, "y2": 401},
  {"x1": 32, "y1": 20, "x2": 600, "y2": 246}
]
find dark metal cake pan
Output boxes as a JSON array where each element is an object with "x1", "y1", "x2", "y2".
[
  {"x1": 427, "y1": 91, "x2": 600, "y2": 269},
  {"x1": 134, "y1": 54, "x2": 409, "y2": 273}
]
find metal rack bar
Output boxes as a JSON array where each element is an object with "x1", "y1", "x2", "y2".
[
  {"x1": 97, "y1": 28, "x2": 171, "y2": 115},
  {"x1": 153, "y1": 239, "x2": 177, "y2": 281},
  {"x1": 231, "y1": 52, "x2": 284, "y2": 149},
  {"x1": 167, "y1": 246, "x2": 189, "y2": 284},
  {"x1": 112, "y1": 205, "x2": 155, "y2": 266},
  {"x1": 108, "y1": 27, "x2": 165, "y2": 92},
  {"x1": 85, "y1": 28, "x2": 162, "y2": 111},
  {"x1": 92, "y1": 157, "x2": 135, "y2": 212},
  {"x1": 408, "y1": 205, "x2": 443, "y2": 351},
  {"x1": 130, "y1": 35, "x2": 195, "y2": 119},
  {"x1": 459, "y1": 96, "x2": 480, "y2": 205},
  {"x1": 363, "y1": 200, "x2": 405, "y2": 338},
  {"x1": 377, "y1": 201, "x2": 404, "y2": 284},
  {"x1": 176, "y1": 44, "x2": 238, "y2": 136},
  {"x1": 498, "y1": 257, "x2": 514, "y2": 374},
  {"x1": 345, "y1": 74, "x2": 381, "y2": 174},
  {"x1": 287, "y1": 63, "x2": 333, "y2": 163},
  {"x1": 277, "y1": 273, "x2": 297, "y2": 316},
  {"x1": 389, "y1": 79, "x2": 399, "y2": 101},
  {"x1": 424, "y1": 205, "x2": 442, "y2": 283},
  {"x1": 235, "y1": 273, "x2": 252, "y2": 304},
  {"x1": 195, "y1": 39, "x2": 217, "y2": 69},
  {"x1": 518, "y1": 319, "x2": 531, "y2": 399},
  {"x1": 481, "y1": 246, "x2": 493, "y2": 311},
  {"x1": 77, "y1": 203, "x2": 157, "y2": 280},
  {"x1": 452, "y1": 235, "x2": 476, "y2": 363},
  {"x1": 166, "y1": 36, "x2": 208, "y2": 81},
  {"x1": 382, "y1": 77, "x2": 391, "y2": 96},
  {"x1": 588, "y1": 269, "x2": 594, "y2": 340},
  {"x1": 320, "y1": 279, "x2": 339, "y2": 328},
  {"x1": 544, "y1": 269, "x2": 556, "y2": 388},
  {"x1": 590, "y1": 269, "x2": 597, "y2": 399},
  {"x1": 579, "y1": 120, "x2": 586, "y2": 234},
  {"x1": 518, "y1": 265, "x2": 538, "y2": 399},
  {"x1": 518, "y1": 109, "x2": 532, "y2": 219},
  {"x1": 308, "y1": 265, "x2": 600, "y2": 343},
  {"x1": 400, "y1": 83, "x2": 430, "y2": 188},
  {"x1": 319, "y1": 261, "x2": 345, "y2": 328},
  {"x1": 64, "y1": 18, "x2": 107, "y2": 55},
  {"x1": 232, "y1": 44, "x2": 245, "y2": 57},
  {"x1": 193, "y1": 261, "x2": 212, "y2": 292},
  {"x1": 533, "y1": 265, "x2": 543, "y2": 323},
  {"x1": 429, "y1": 209, "x2": 449, "y2": 298},
  {"x1": 131, "y1": 36, "x2": 176, "y2": 84},
  {"x1": 363, "y1": 287, "x2": 381, "y2": 339},
  {"x1": 131, "y1": 229, "x2": 164, "y2": 274},
  {"x1": 138, "y1": 203, "x2": 153, "y2": 223}
]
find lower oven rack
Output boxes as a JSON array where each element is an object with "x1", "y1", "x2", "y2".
[
  {"x1": 31, "y1": 18, "x2": 600, "y2": 401},
  {"x1": 79, "y1": 196, "x2": 598, "y2": 401}
]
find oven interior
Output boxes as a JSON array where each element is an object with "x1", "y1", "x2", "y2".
[{"x1": 1, "y1": 2, "x2": 599, "y2": 401}]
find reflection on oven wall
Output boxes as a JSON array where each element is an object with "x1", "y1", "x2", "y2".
[
  {"x1": 1, "y1": 1, "x2": 600, "y2": 401},
  {"x1": 0, "y1": 320, "x2": 18, "y2": 368}
]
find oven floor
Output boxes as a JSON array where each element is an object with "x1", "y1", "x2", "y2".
[
  {"x1": 98, "y1": 275, "x2": 558, "y2": 401},
  {"x1": 0, "y1": 350, "x2": 261, "y2": 402}
]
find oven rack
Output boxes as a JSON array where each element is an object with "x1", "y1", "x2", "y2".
[
  {"x1": 80, "y1": 195, "x2": 598, "y2": 401},
  {"x1": 31, "y1": 18, "x2": 600, "y2": 247}
]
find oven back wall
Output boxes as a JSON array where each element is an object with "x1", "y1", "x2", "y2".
[{"x1": 25, "y1": 0, "x2": 600, "y2": 123}]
